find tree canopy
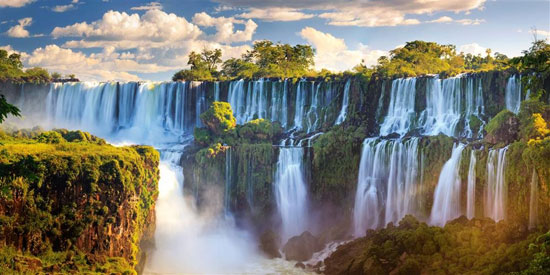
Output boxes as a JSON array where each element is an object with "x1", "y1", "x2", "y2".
[
  {"x1": 173, "y1": 41, "x2": 315, "y2": 81},
  {"x1": 0, "y1": 49, "x2": 52, "y2": 83}
]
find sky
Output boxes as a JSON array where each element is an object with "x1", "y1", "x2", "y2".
[{"x1": 0, "y1": 0, "x2": 549, "y2": 81}]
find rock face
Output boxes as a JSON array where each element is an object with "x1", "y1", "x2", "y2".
[
  {"x1": 485, "y1": 110, "x2": 519, "y2": 144},
  {"x1": 0, "y1": 130, "x2": 160, "y2": 273},
  {"x1": 282, "y1": 231, "x2": 323, "y2": 262},
  {"x1": 259, "y1": 230, "x2": 282, "y2": 259}
]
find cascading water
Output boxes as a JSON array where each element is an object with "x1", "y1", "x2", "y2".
[
  {"x1": 430, "y1": 144, "x2": 465, "y2": 226},
  {"x1": 420, "y1": 75, "x2": 485, "y2": 138},
  {"x1": 485, "y1": 147, "x2": 508, "y2": 221},
  {"x1": 224, "y1": 147, "x2": 233, "y2": 217},
  {"x1": 466, "y1": 150, "x2": 477, "y2": 219},
  {"x1": 335, "y1": 79, "x2": 351, "y2": 125},
  {"x1": 275, "y1": 147, "x2": 308, "y2": 241},
  {"x1": 379, "y1": 78, "x2": 416, "y2": 136},
  {"x1": 21, "y1": 81, "x2": 312, "y2": 273},
  {"x1": 505, "y1": 75, "x2": 522, "y2": 114},
  {"x1": 529, "y1": 169, "x2": 538, "y2": 229},
  {"x1": 353, "y1": 138, "x2": 419, "y2": 236}
]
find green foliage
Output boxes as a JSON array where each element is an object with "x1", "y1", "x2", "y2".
[
  {"x1": 172, "y1": 49, "x2": 222, "y2": 81},
  {"x1": 486, "y1": 110, "x2": 517, "y2": 135},
  {"x1": 221, "y1": 58, "x2": 259, "y2": 79},
  {"x1": 375, "y1": 41, "x2": 465, "y2": 78},
  {"x1": 464, "y1": 49, "x2": 510, "y2": 72},
  {"x1": 0, "y1": 50, "x2": 51, "y2": 83},
  {"x1": 199, "y1": 101, "x2": 236, "y2": 136},
  {"x1": 0, "y1": 94, "x2": 21, "y2": 123},
  {"x1": 237, "y1": 119, "x2": 274, "y2": 142},
  {"x1": 325, "y1": 215, "x2": 543, "y2": 275},
  {"x1": 522, "y1": 231, "x2": 550, "y2": 274},
  {"x1": 0, "y1": 130, "x2": 159, "y2": 273}
]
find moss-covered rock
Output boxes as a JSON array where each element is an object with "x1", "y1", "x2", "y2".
[
  {"x1": 0, "y1": 129, "x2": 159, "y2": 274},
  {"x1": 485, "y1": 110, "x2": 519, "y2": 145}
]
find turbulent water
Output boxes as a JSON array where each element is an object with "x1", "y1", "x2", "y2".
[
  {"x1": 485, "y1": 147, "x2": 508, "y2": 222},
  {"x1": 353, "y1": 138, "x2": 419, "y2": 236},
  {"x1": 5, "y1": 73, "x2": 526, "y2": 270},
  {"x1": 275, "y1": 147, "x2": 309, "y2": 241},
  {"x1": 354, "y1": 74, "x2": 519, "y2": 231},
  {"x1": 466, "y1": 150, "x2": 477, "y2": 219},
  {"x1": 430, "y1": 144, "x2": 465, "y2": 226}
]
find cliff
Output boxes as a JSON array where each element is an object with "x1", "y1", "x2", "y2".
[{"x1": 0, "y1": 129, "x2": 159, "y2": 274}]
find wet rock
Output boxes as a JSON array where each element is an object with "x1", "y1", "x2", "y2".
[
  {"x1": 295, "y1": 262, "x2": 306, "y2": 269},
  {"x1": 259, "y1": 230, "x2": 281, "y2": 259},
  {"x1": 283, "y1": 231, "x2": 323, "y2": 262}
]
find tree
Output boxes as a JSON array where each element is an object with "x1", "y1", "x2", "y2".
[
  {"x1": 0, "y1": 94, "x2": 21, "y2": 123},
  {"x1": 51, "y1": 72, "x2": 62, "y2": 79},
  {"x1": 173, "y1": 49, "x2": 223, "y2": 81}
]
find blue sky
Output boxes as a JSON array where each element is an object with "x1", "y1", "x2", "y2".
[{"x1": 0, "y1": 0, "x2": 548, "y2": 81}]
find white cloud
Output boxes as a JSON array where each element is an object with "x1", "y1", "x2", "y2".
[
  {"x1": 212, "y1": 0, "x2": 486, "y2": 26},
  {"x1": 459, "y1": 43, "x2": 487, "y2": 55},
  {"x1": 6, "y1": 17, "x2": 32, "y2": 38},
  {"x1": 52, "y1": 4, "x2": 75, "y2": 12},
  {"x1": 192, "y1": 12, "x2": 257, "y2": 43},
  {"x1": 300, "y1": 27, "x2": 386, "y2": 71},
  {"x1": 0, "y1": 0, "x2": 34, "y2": 8},
  {"x1": 52, "y1": 10, "x2": 203, "y2": 48},
  {"x1": 428, "y1": 16, "x2": 454, "y2": 23},
  {"x1": 427, "y1": 16, "x2": 485, "y2": 25},
  {"x1": 530, "y1": 29, "x2": 550, "y2": 38},
  {"x1": 131, "y1": 1, "x2": 162, "y2": 11},
  {"x1": 238, "y1": 8, "x2": 314, "y2": 22},
  {"x1": 23, "y1": 10, "x2": 256, "y2": 81},
  {"x1": 456, "y1": 18, "x2": 485, "y2": 25}
]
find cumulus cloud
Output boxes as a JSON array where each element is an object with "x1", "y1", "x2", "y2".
[
  {"x1": 0, "y1": 0, "x2": 34, "y2": 8},
  {"x1": 300, "y1": 27, "x2": 386, "y2": 71},
  {"x1": 192, "y1": 12, "x2": 257, "y2": 43},
  {"x1": 238, "y1": 8, "x2": 313, "y2": 22},
  {"x1": 428, "y1": 16, "x2": 485, "y2": 25},
  {"x1": 52, "y1": 9, "x2": 203, "y2": 48},
  {"x1": 24, "y1": 10, "x2": 256, "y2": 81},
  {"x1": 213, "y1": 0, "x2": 486, "y2": 26},
  {"x1": 131, "y1": 1, "x2": 162, "y2": 11},
  {"x1": 459, "y1": 43, "x2": 487, "y2": 55},
  {"x1": 6, "y1": 17, "x2": 32, "y2": 38}
]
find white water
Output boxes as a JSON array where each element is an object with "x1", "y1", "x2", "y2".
[
  {"x1": 379, "y1": 78, "x2": 417, "y2": 136},
  {"x1": 13, "y1": 81, "x2": 310, "y2": 273},
  {"x1": 275, "y1": 147, "x2": 308, "y2": 241},
  {"x1": 353, "y1": 138, "x2": 419, "y2": 236},
  {"x1": 335, "y1": 79, "x2": 351, "y2": 125},
  {"x1": 485, "y1": 147, "x2": 508, "y2": 221},
  {"x1": 430, "y1": 144, "x2": 465, "y2": 226},
  {"x1": 466, "y1": 150, "x2": 477, "y2": 219},
  {"x1": 420, "y1": 75, "x2": 485, "y2": 138},
  {"x1": 529, "y1": 169, "x2": 538, "y2": 229},
  {"x1": 505, "y1": 75, "x2": 521, "y2": 114}
]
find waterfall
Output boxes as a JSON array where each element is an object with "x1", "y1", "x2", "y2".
[
  {"x1": 275, "y1": 147, "x2": 308, "y2": 241},
  {"x1": 485, "y1": 147, "x2": 508, "y2": 221},
  {"x1": 430, "y1": 144, "x2": 465, "y2": 226},
  {"x1": 420, "y1": 75, "x2": 485, "y2": 138},
  {"x1": 505, "y1": 75, "x2": 521, "y2": 114},
  {"x1": 466, "y1": 150, "x2": 477, "y2": 219},
  {"x1": 214, "y1": 81, "x2": 220, "y2": 101},
  {"x1": 529, "y1": 169, "x2": 538, "y2": 229},
  {"x1": 353, "y1": 138, "x2": 419, "y2": 236},
  {"x1": 293, "y1": 80, "x2": 308, "y2": 130},
  {"x1": 224, "y1": 147, "x2": 232, "y2": 217},
  {"x1": 335, "y1": 79, "x2": 351, "y2": 125},
  {"x1": 379, "y1": 78, "x2": 416, "y2": 136}
]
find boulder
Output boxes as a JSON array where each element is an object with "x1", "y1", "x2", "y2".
[
  {"x1": 283, "y1": 231, "x2": 323, "y2": 262},
  {"x1": 259, "y1": 230, "x2": 281, "y2": 259}
]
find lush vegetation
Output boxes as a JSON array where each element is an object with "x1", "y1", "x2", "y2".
[
  {"x1": 0, "y1": 94, "x2": 20, "y2": 124},
  {"x1": 0, "y1": 50, "x2": 53, "y2": 83},
  {"x1": 0, "y1": 128, "x2": 159, "y2": 274},
  {"x1": 325, "y1": 215, "x2": 549, "y2": 275},
  {"x1": 173, "y1": 41, "x2": 315, "y2": 81}
]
